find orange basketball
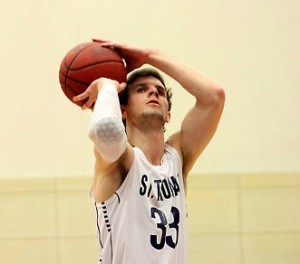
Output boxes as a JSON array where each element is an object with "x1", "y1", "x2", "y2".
[{"x1": 59, "y1": 42, "x2": 127, "y2": 106}]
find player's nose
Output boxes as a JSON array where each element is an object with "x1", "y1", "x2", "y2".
[{"x1": 148, "y1": 86, "x2": 159, "y2": 98}]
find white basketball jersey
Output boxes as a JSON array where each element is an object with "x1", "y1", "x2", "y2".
[{"x1": 93, "y1": 144, "x2": 188, "y2": 264}]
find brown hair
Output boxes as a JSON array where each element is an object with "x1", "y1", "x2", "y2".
[{"x1": 119, "y1": 68, "x2": 172, "y2": 111}]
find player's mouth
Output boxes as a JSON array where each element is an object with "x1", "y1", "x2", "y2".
[{"x1": 147, "y1": 99, "x2": 160, "y2": 106}]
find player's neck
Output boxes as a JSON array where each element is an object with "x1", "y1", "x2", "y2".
[{"x1": 127, "y1": 127, "x2": 165, "y2": 166}]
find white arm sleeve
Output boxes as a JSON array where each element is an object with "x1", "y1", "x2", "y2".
[{"x1": 88, "y1": 82, "x2": 127, "y2": 162}]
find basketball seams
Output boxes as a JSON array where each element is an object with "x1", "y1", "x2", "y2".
[
  {"x1": 59, "y1": 63, "x2": 69, "y2": 96},
  {"x1": 65, "y1": 74, "x2": 90, "y2": 86},
  {"x1": 63, "y1": 43, "x2": 94, "y2": 90},
  {"x1": 67, "y1": 60, "x2": 125, "y2": 72},
  {"x1": 65, "y1": 82, "x2": 83, "y2": 96},
  {"x1": 63, "y1": 43, "x2": 95, "y2": 69},
  {"x1": 61, "y1": 61, "x2": 125, "y2": 85},
  {"x1": 64, "y1": 82, "x2": 88, "y2": 106}
]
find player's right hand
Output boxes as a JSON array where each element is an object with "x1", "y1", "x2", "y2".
[{"x1": 73, "y1": 78, "x2": 126, "y2": 110}]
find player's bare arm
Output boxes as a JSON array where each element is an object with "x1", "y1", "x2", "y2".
[
  {"x1": 145, "y1": 50, "x2": 225, "y2": 176},
  {"x1": 91, "y1": 145, "x2": 134, "y2": 202}
]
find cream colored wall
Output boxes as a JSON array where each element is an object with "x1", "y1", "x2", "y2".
[
  {"x1": 0, "y1": 177, "x2": 98, "y2": 263},
  {"x1": 0, "y1": 0, "x2": 299, "y2": 178},
  {"x1": 1, "y1": 173, "x2": 299, "y2": 264}
]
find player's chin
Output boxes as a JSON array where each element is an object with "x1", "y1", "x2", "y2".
[{"x1": 142, "y1": 111, "x2": 165, "y2": 122}]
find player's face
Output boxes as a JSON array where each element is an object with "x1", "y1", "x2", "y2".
[{"x1": 124, "y1": 76, "x2": 170, "y2": 126}]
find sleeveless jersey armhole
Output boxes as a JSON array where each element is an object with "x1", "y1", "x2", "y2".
[
  {"x1": 165, "y1": 143, "x2": 183, "y2": 169},
  {"x1": 90, "y1": 150, "x2": 137, "y2": 206}
]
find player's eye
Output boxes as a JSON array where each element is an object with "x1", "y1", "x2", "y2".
[
  {"x1": 157, "y1": 87, "x2": 166, "y2": 97},
  {"x1": 137, "y1": 87, "x2": 147, "y2": 93}
]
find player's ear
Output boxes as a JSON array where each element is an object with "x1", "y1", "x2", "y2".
[
  {"x1": 165, "y1": 111, "x2": 171, "y2": 123},
  {"x1": 121, "y1": 105, "x2": 127, "y2": 119}
]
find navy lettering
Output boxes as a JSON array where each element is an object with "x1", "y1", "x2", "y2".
[
  {"x1": 140, "y1": 174, "x2": 181, "y2": 201},
  {"x1": 139, "y1": 174, "x2": 148, "y2": 195}
]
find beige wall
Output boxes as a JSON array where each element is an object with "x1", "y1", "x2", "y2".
[
  {"x1": 1, "y1": 173, "x2": 299, "y2": 264},
  {"x1": 0, "y1": 0, "x2": 299, "y2": 178}
]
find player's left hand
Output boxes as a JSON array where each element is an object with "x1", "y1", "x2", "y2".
[{"x1": 93, "y1": 38, "x2": 150, "y2": 73}]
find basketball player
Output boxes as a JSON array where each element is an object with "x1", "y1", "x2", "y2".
[{"x1": 73, "y1": 39, "x2": 225, "y2": 264}]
